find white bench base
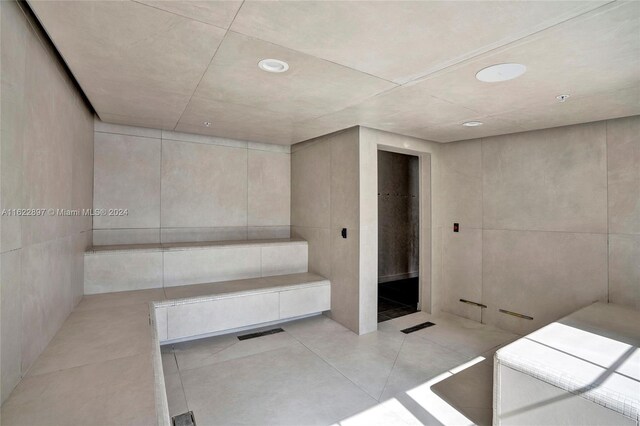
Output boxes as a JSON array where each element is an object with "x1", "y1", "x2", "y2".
[
  {"x1": 494, "y1": 303, "x2": 640, "y2": 426},
  {"x1": 153, "y1": 272, "x2": 330, "y2": 343}
]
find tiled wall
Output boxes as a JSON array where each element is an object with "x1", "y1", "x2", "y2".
[
  {"x1": 92, "y1": 121, "x2": 291, "y2": 245},
  {"x1": 291, "y1": 127, "x2": 362, "y2": 333},
  {"x1": 0, "y1": 1, "x2": 94, "y2": 403},
  {"x1": 438, "y1": 116, "x2": 640, "y2": 335}
]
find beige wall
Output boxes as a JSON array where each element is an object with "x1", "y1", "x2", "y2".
[
  {"x1": 0, "y1": 0, "x2": 94, "y2": 403},
  {"x1": 438, "y1": 116, "x2": 639, "y2": 335},
  {"x1": 291, "y1": 127, "x2": 362, "y2": 332},
  {"x1": 92, "y1": 121, "x2": 291, "y2": 245}
]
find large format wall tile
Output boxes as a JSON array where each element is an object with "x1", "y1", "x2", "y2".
[
  {"x1": 439, "y1": 140, "x2": 482, "y2": 229},
  {"x1": 248, "y1": 149, "x2": 290, "y2": 227},
  {"x1": 2, "y1": 0, "x2": 94, "y2": 400},
  {"x1": 482, "y1": 230, "x2": 607, "y2": 335},
  {"x1": 1, "y1": 250, "x2": 22, "y2": 400},
  {"x1": 93, "y1": 132, "x2": 161, "y2": 229},
  {"x1": 0, "y1": 1, "x2": 26, "y2": 253},
  {"x1": 21, "y1": 238, "x2": 76, "y2": 372},
  {"x1": 21, "y1": 35, "x2": 75, "y2": 247},
  {"x1": 291, "y1": 226, "x2": 331, "y2": 278},
  {"x1": 161, "y1": 139, "x2": 248, "y2": 228},
  {"x1": 247, "y1": 226, "x2": 291, "y2": 240},
  {"x1": 483, "y1": 123, "x2": 607, "y2": 233},
  {"x1": 92, "y1": 123, "x2": 293, "y2": 245},
  {"x1": 607, "y1": 116, "x2": 640, "y2": 235},
  {"x1": 441, "y1": 228, "x2": 482, "y2": 322},
  {"x1": 161, "y1": 226, "x2": 247, "y2": 244},
  {"x1": 329, "y1": 228, "x2": 360, "y2": 332},
  {"x1": 608, "y1": 234, "x2": 640, "y2": 309},
  {"x1": 93, "y1": 228, "x2": 161, "y2": 246},
  {"x1": 291, "y1": 140, "x2": 331, "y2": 229},
  {"x1": 261, "y1": 243, "x2": 308, "y2": 276},
  {"x1": 330, "y1": 128, "x2": 360, "y2": 230}
]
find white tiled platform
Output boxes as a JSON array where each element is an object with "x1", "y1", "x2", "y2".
[
  {"x1": 155, "y1": 272, "x2": 330, "y2": 342},
  {"x1": 162, "y1": 311, "x2": 519, "y2": 426},
  {"x1": 84, "y1": 238, "x2": 309, "y2": 294}
]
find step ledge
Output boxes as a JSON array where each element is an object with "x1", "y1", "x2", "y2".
[
  {"x1": 85, "y1": 238, "x2": 307, "y2": 255},
  {"x1": 156, "y1": 277, "x2": 329, "y2": 307}
]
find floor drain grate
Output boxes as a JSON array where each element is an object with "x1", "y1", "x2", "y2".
[
  {"x1": 237, "y1": 327, "x2": 284, "y2": 341},
  {"x1": 401, "y1": 321, "x2": 435, "y2": 334},
  {"x1": 172, "y1": 411, "x2": 195, "y2": 426}
]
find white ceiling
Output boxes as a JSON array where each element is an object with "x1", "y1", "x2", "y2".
[{"x1": 29, "y1": 0, "x2": 640, "y2": 144}]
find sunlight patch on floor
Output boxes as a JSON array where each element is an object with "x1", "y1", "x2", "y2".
[{"x1": 337, "y1": 356, "x2": 487, "y2": 426}]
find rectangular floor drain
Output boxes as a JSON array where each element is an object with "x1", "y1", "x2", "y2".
[
  {"x1": 401, "y1": 321, "x2": 435, "y2": 334},
  {"x1": 237, "y1": 327, "x2": 284, "y2": 341},
  {"x1": 172, "y1": 411, "x2": 195, "y2": 426}
]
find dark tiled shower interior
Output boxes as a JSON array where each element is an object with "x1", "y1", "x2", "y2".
[{"x1": 377, "y1": 277, "x2": 419, "y2": 322}]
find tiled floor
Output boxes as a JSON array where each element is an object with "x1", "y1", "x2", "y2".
[
  {"x1": 378, "y1": 278, "x2": 419, "y2": 322},
  {"x1": 162, "y1": 311, "x2": 519, "y2": 426}
]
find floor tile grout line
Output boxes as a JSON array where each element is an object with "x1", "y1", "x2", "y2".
[
  {"x1": 172, "y1": 351, "x2": 191, "y2": 414},
  {"x1": 377, "y1": 334, "x2": 406, "y2": 402},
  {"x1": 172, "y1": 339, "x2": 241, "y2": 373},
  {"x1": 283, "y1": 328, "x2": 381, "y2": 402}
]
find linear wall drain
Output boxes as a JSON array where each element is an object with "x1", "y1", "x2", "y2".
[
  {"x1": 401, "y1": 322, "x2": 435, "y2": 334},
  {"x1": 237, "y1": 327, "x2": 284, "y2": 341},
  {"x1": 172, "y1": 411, "x2": 195, "y2": 426},
  {"x1": 459, "y1": 299, "x2": 487, "y2": 308},
  {"x1": 499, "y1": 309, "x2": 533, "y2": 320}
]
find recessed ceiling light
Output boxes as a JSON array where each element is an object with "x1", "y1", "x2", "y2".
[
  {"x1": 203, "y1": 121, "x2": 211, "y2": 127},
  {"x1": 463, "y1": 121, "x2": 484, "y2": 127},
  {"x1": 258, "y1": 59, "x2": 289, "y2": 73},
  {"x1": 556, "y1": 94, "x2": 570, "y2": 103},
  {"x1": 476, "y1": 63, "x2": 526, "y2": 82}
]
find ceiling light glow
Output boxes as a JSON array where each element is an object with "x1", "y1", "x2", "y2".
[
  {"x1": 203, "y1": 121, "x2": 211, "y2": 127},
  {"x1": 463, "y1": 121, "x2": 484, "y2": 127},
  {"x1": 258, "y1": 59, "x2": 289, "y2": 73},
  {"x1": 556, "y1": 94, "x2": 570, "y2": 103},
  {"x1": 476, "y1": 63, "x2": 526, "y2": 82}
]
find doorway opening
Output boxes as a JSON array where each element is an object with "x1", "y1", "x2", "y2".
[{"x1": 377, "y1": 150, "x2": 420, "y2": 323}]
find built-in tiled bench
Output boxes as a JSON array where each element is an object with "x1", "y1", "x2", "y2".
[
  {"x1": 1, "y1": 270, "x2": 331, "y2": 425},
  {"x1": 84, "y1": 238, "x2": 309, "y2": 295},
  {"x1": 153, "y1": 272, "x2": 330, "y2": 343}
]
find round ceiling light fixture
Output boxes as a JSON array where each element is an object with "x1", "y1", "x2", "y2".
[
  {"x1": 556, "y1": 94, "x2": 570, "y2": 103},
  {"x1": 463, "y1": 121, "x2": 484, "y2": 127},
  {"x1": 258, "y1": 59, "x2": 289, "y2": 73},
  {"x1": 203, "y1": 121, "x2": 211, "y2": 127},
  {"x1": 475, "y1": 63, "x2": 526, "y2": 82}
]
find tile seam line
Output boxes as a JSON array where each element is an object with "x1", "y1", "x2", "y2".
[
  {"x1": 130, "y1": 0, "x2": 230, "y2": 30},
  {"x1": 398, "y1": 0, "x2": 618, "y2": 87},
  {"x1": 377, "y1": 334, "x2": 406, "y2": 402},
  {"x1": 282, "y1": 329, "x2": 380, "y2": 402},
  {"x1": 482, "y1": 228, "x2": 609, "y2": 235},
  {"x1": 176, "y1": 344, "x2": 297, "y2": 374},
  {"x1": 173, "y1": 352, "x2": 191, "y2": 413},
  {"x1": 173, "y1": 339, "x2": 240, "y2": 373},
  {"x1": 23, "y1": 351, "x2": 148, "y2": 382},
  {"x1": 171, "y1": 0, "x2": 245, "y2": 131},
  {"x1": 605, "y1": 119, "x2": 610, "y2": 303}
]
